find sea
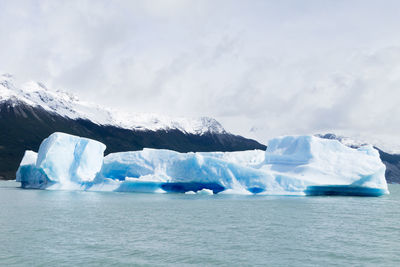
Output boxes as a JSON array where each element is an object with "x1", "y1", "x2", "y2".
[{"x1": 1, "y1": 180, "x2": 399, "y2": 266}]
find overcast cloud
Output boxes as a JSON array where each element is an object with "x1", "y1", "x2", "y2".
[{"x1": 1, "y1": 0, "x2": 400, "y2": 146}]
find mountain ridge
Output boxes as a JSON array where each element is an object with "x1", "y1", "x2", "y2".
[
  {"x1": 0, "y1": 73, "x2": 226, "y2": 135},
  {"x1": 0, "y1": 74, "x2": 266, "y2": 180}
]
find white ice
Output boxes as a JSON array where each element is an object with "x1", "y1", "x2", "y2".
[
  {"x1": 17, "y1": 133, "x2": 389, "y2": 195},
  {"x1": 36, "y1": 132, "x2": 106, "y2": 187},
  {"x1": 264, "y1": 135, "x2": 388, "y2": 190}
]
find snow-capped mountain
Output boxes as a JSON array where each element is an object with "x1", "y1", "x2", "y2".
[
  {"x1": 0, "y1": 73, "x2": 224, "y2": 135},
  {"x1": 0, "y1": 73, "x2": 265, "y2": 180}
]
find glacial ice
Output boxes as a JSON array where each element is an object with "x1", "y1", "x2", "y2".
[
  {"x1": 16, "y1": 133, "x2": 389, "y2": 196},
  {"x1": 265, "y1": 136, "x2": 387, "y2": 185},
  {"x1": 16, "y1": 150, "x2": 48, "y2": 189},
  {"x1": 36, "y1": 132, "x2": 106, "y2": 188}
]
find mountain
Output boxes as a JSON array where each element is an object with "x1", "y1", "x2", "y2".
[
  {"x1": 316, "y1": 133, "x2": 400, "y2": 184},
  {"x1": 0, "y1": 74, "x2": 266, "y2": 180}
]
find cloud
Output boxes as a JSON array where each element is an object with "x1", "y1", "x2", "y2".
[{"x1": 0, "y1": 0, "x2": 400, "y2": 145}]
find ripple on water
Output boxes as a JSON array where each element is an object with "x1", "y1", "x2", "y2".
[{"x1": 0, "y1": 181, "x2": 399, "y2": 266}]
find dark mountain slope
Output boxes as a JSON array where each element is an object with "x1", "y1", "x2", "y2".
[{"x1": 376, "y1": 148, "x2": 400, "y2": 184}]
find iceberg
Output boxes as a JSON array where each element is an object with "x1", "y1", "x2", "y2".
[
  {"x1": 16, "y1": 132, "x2": 389, "y2": 196},
  {"x1": 34, "y1": 132, "x2": 106, "y2": 189},
  {"x1": 264, "y1": 136, "x2": 388, "y2": 196}
]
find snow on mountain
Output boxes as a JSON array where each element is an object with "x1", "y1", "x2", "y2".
[{"x1": 0, "y1": 73, "x2": 225, "y2": 135}]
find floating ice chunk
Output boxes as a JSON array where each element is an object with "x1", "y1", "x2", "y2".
[
  {"x1": 16, "y1": 133, "x2": 389, "y2": 196},
  {"x1": 36, "y1": 132, "x2": 106, "y2": 184},
  {"x1": 16, "y1": 150, "x2": 48, "y2": 189},
  {"x1": 196, "y1": 188, "x2": 214, "y2": 195},
  {"x1": 265, "y1": 135, "x2": 388, "y2": 195},
  {"x1": 95, "y1": 135, "x2": 388, "y2": 195}
]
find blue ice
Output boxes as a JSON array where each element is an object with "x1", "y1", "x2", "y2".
[{"x1": 16, "y1": 133, "x2": 389, "y2": 196}]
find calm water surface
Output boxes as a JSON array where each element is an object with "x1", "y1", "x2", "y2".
[{"x1": 1, "y1": 181, "x2": 399, "y2": 266}]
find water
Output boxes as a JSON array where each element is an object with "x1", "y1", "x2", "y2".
[{"x1": 1, "y1": 181, "x2": 399, "y2": 266}]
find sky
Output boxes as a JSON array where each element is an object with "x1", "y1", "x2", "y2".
[{"x1": 1, "y1": 0, "x2": 400, "y2": 147}]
